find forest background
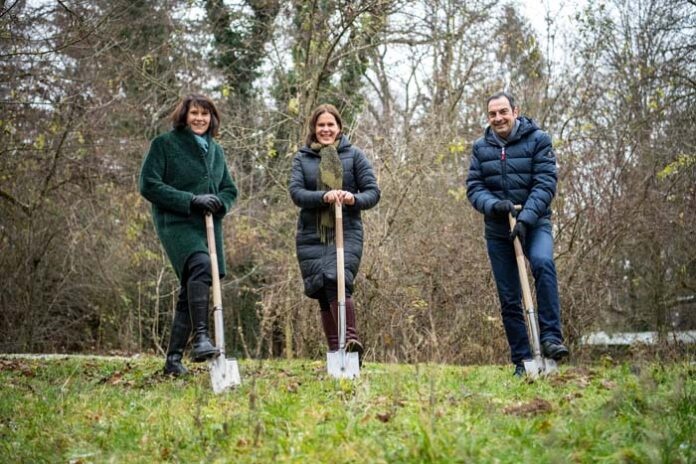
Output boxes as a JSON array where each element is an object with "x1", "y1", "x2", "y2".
[{"x1": 1, "y1": 0, "x2": 694, "y2": 365}]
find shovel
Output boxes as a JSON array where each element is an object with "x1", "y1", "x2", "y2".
[
  {"x1": 205, "y1": 212, "x2": 241, "y2": 393},
  {"x1": 509, "y1": 208, "x2": 557, "y2": 379},
  {"x1": 327, "y1": 201, "x2": 360, "y2": 379}
]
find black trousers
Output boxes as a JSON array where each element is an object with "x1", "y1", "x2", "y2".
[
  {"x1": 315, "y1": 282, "x2": 352, "y2": 312},
  {"x1": 177, "y1": 252, "x2": 212, "y2": 306}
]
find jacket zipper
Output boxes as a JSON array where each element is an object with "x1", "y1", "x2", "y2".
[{"x1": 501, "y1": 146, "x2": 509, "y2": 197}]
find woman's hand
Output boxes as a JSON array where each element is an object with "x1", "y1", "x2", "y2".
[
  {"x1": 191, "y1": 194, "x2": 222, "y2": 213},
  {"x1": 323, "y1": 190, "x2": 342, "y2": 204},
  {"x1": 323, "y1": 190, "x2": 355, "y2": 205},
  {"x1": 340, "y1": 190, "x2": 355, "y2": 206}
]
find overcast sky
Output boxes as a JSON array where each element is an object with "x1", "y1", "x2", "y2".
[{"x1": 520, "y1": 0, "x2": 588, "y2": 36}]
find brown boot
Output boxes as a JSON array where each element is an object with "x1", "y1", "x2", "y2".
[
  {"x1": 320, "y1": 309, "x2": 339, "y2": 351},
  {"x1": 344, "y1": 297, "x2": 364, "y2": 366}
]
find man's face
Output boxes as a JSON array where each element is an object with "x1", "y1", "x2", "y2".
[{"x1": 487, "y1": 97, "x2": 519, "y2": 139}]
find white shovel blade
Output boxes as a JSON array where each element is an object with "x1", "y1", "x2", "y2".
[
  {"x1": 327, "y1": 350, "x2": 360, "y2": 379},
  {"x1": 540, "y1": 357, "x2": 558, "y2": 375},
  {"x1": 209, "y1": 355, "x2": 241, "y2": 394},
  {"x1": 523, "y1": 359, "x2": 542, "y2": 379},
  {"x1": 523, "y1": 357, "x2": 558, "y2": 379}
]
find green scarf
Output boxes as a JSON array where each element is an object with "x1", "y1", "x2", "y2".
[{"x1": 312, "y1": 141, "x2": 342, "y2": 243}]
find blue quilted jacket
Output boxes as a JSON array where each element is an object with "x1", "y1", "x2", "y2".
[{"x1": 466, "y1": 116, "x2": 556, "y2": 239}]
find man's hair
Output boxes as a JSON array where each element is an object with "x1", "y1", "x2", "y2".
[
  {"x1": 487, "y1": 91, "x2": 517, "y2": 110},
  {"x1": 305, "y1": 103, "x2": 343, "y2": 146},
  {"x1": 171, "y1": 94, "x2": 221, "y2": 137}
]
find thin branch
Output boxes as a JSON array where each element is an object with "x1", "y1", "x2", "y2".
[{"x1": 0, "y1": 188, "x2": 31, "y2": 215}]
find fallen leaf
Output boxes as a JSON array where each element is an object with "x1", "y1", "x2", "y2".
[
  {"x1": 600, "y1": 379, "x2": 617, "y2": 390},
  {"x1": 286, "y1": 382, "x2": 300, "y2": 393},
  {"x1": 561, "y1": 392, "x2": 583, "y2": 404}
]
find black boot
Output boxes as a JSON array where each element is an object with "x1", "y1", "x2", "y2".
[
  {"x1": 513, "y1": 364, "x2": 525, "y2": 377},
  {"x1": 163, "y1": 300, "x2": 191, "y2": 376},
  {"x1": 541, "y1": 340, "x2": 570, "y2": 361},
  {"x1": 188, "y1": 281, "x2": 219, "y2": 362}
]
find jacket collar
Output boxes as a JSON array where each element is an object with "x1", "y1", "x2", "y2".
[
  {"x1": 484, "y1": 116, "x2": 538, "y2": 147},
  {"x1": 299, "y1": 134, "x2": 352, "y2": 157},
  {"x1": 172, "y1": 127, "x2": 212, "y2": 156}
]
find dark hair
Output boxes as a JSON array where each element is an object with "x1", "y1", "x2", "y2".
[
  {"x1": 486, "y1": 91, "x2": 517, "y2": 110},
  {"x1": 305, "y1": 103, "x2": 343, "y2": 146},
  {"x1": 170, "y1": 94, "x2": 221, "y2": 137}
]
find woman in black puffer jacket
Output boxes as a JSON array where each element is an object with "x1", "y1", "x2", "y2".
[{"x1": 289, "y1": 104, "x2": 380, "y2": 361}]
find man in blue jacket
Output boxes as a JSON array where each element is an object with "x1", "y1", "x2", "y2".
[{"x1": 467, "y1": 91, "x2": 569, "y2": 377}]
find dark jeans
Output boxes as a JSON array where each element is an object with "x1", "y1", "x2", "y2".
[
  {"x1": 177, "y1": 252, "x2": 212, "y2": 306},
  {"x1": 314, "y1": 282, "x2": 352, "y2": 312},
  {"x1": 486, "y1": 223, "x2": 563, "y2": 366}
]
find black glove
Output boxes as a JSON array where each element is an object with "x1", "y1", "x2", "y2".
[
  {"x1": 191, "y1": 194, "x2": 222, "y2": 213},
  {"x1": 510, "y1": 221, "x2": 527, "y2": 246},
  {"x1": 492, "y1": 200, "x2": 516, "y2": 218}
]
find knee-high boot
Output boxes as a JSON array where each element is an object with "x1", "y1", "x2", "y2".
[
  {"x1": 163, "y1": 300, "x2": 191, "y2": 376},
  {"x1": 188, "y1": 281, "x2": 220, "y2": 362},
  {"x1": 344, "y1": 297, "x2": 364, "y2": 362},
  {"x1": 330, "y1": 298, "x2": 363, "y2": 366},
  {"x1": 320, "y1": 309, "x2": 339, "y2": 351}
]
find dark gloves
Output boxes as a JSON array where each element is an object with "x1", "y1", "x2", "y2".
[
  {"x1": 191, "y1": 194, "x2": 222, "y2": 213},
  {"x1": 510, "y1": 221, "x2": 527, "y2": 246},
  {"x1": 492, "y1": 200, "x2": 516, "y2": 218}
]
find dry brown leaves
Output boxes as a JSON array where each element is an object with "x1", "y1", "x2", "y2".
[{"x1": 502, "y1": 397, "x2": 553, "y2": 417}]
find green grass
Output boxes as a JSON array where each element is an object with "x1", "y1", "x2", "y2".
[{"x1": 0, "y1": 355, "x2": 693, "y2": 463}]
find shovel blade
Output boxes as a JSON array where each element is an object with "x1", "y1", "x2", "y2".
[
  {"x1": 523, "y1": 357, "x2": 558, "y2": 379},
  {"x1": 327, "y1": 350, "x2": 360, "y2": 379},
  {"x1": 209, "y1": 355, "x2": 241, "y2": 394}
]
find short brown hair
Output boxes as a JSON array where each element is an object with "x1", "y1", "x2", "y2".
[
  {"x1": 487, "y1": 91, "x2": 517, "y2": 110},
  {"x1": 170, "y1": 94, "x2": 221, "y2": 137},
  {"x1": 305, "y1": 103, "x2": 343, "y2": 146}
]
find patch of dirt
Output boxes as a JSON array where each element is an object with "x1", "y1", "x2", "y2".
[
  {"x1": 0, "y1": 359, "x2": 35, "y2": 376},
  {"x1": 549, "y1": 366, "x2": 597, "y2": 387},
  {"x1": 503, "y1": 397, "x2": 553, "y2": 417}
]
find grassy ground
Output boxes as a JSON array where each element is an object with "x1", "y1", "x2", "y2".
[{"x1": 0, "y1": 355, "x2": 693, "y2": 463}]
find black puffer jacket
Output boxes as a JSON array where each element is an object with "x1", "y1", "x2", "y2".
[
  {"x1": 466, "y1": 116, "x2": 557, "y2": 239},
  {"x1": 289, "y1": 135, "x2": 380, "y2": 298}
]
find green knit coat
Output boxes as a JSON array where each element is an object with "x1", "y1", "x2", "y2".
[{"x1": 139, "y1": 128, "x2": 237, "y2": 279}]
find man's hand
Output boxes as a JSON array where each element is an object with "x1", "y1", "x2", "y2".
[
  {"x1": 510, "y1": 221, "x2": 527, "y2": 246},
  {"x1": 492, "y1": 200, "x2": 516, "y2": 218},
  {"x1": 191, "y1": 194, "x2": 222, "y2": 213}
]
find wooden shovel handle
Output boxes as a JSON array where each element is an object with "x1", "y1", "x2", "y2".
[
  {"x1": 508, "y1": 207, "x2": 533, "y2": 312},
  {"x1": 335, "y1": 202, "x2": 345, "y2": 303},
  {"x1": 205, "y1": 213, "x2": 222, "y2": 311}
]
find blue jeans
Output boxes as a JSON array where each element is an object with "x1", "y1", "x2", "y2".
[{"x1": 486, "y1": 223, "x2": 563, "y2": 366}]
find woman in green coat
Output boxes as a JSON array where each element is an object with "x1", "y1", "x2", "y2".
[{"x1": 139, "y1": 94, "x2": 238, "y2": 376}]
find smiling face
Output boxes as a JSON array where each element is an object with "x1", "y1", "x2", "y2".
[
  {"x1": 314, "y1": 112, "x2": 340, "y2": 145},
  {"x1": 186, "y1": 104, "x2": 211, "y2": 135},
  {"x1": 487, "y1": 96, "x2": 519, "y2": 139}
]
